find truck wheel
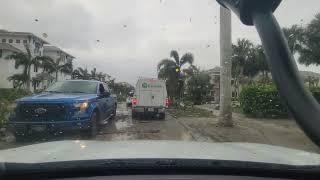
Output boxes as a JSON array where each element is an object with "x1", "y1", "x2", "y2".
[
  {"x1": 82, "y1": 111, "x2": 98, "y2": 138},
  {"x1": 111, "y1": 105, "x2": 117, "y2": 120}
]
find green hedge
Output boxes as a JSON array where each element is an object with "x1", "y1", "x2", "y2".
[
  {"x1": 0, "y1": 99, "x2": 10, "y2": 127},
  {"x1": 0, "y1": 88, "x2": 30, "y2": 102},
  {"x1": 309, "y1": 87, "x2": 320, "y2": 102},
  {"x1": 239, "y1": 85, "x2": 288, "y2": 118},
  {"x1": 0, "y1": 88, "x2": 30, "y2": 128},
  {"x1": 239, "y1": 85, "x2": 320, "y2": 118}
]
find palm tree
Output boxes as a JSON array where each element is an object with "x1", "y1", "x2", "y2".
[
  {"x1": 7, "y1": 74, "x2": 28, "y2": 89},
  {"x1": 157, "y1": 50, "x2": 194, "y2": 100},
  {"x1": 96, "y1": 72, "x2": 107, "y2": 82},
  {"x1": 6, "y1": 44, "x2": 53, "y2": 90},
  {"x1": 90, "y1": 68, "x2": 97, "y2": 80},
  {"x1": 43, "y1": 57, "x2": 73, "y2": 82},
  {"x1": 72, "y1": 67, "x2": 90, "y2": 80},
  {"x1": 232, "y1": 39, "x2": 254, "y2": 79},
  {"x1": 283, "y1": 25, "x2": 304, "y2": 55}
]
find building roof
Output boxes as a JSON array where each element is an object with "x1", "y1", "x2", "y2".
[
  {"x1": 43, "y1": 45, "x2": 75, "y2": 59},
  {"x1": 205, "y1": 66, "x2": 221, "y2": 75},
  {"x1": 0, "y1": 43, "x2": 23, "y2": 53},
  {"x1": 0, "y1": 29, "x2": 49, "y2": 44}
]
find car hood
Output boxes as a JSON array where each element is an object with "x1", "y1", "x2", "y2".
[
  {"x1": 0, "y1": 140, "x2": 320, "y2": 165},
  {"x1": 18, "y1": 93, "x2": 97, "y2": 102}
]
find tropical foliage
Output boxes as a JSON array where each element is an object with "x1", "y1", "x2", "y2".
[
  {"x1": 231, "y1": 39, "x2": 270, "y2": 94},
  {"x1": 185, "y1": 72, "x2": 212, "y2": 105},
  {"x1": 157, "y1": 50, "x2": 194, "y2": 100},
  {"x1": 6, "y1": 44, "x2": 53, "y2": 90},
  {"x1": 283, "y1": 13, "x2": 320, "y2": 66},
  {"x1": 42, "y1": 57, "x2": 73, "y2": 81}
]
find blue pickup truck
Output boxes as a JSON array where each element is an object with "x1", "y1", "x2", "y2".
[{"x1": 7, "y1": 80, "x2": 117, "y2": 139}]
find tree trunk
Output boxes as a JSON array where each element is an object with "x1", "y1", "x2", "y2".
[
  {"x1": 219, "y1": 6, "x2": 233, "y2": 127},
  {"x1": 26, "y1": 66, "x2": 31, "y2": 91},
  {"x1": 56, "y1": 71, "x2": 58, "y2": 82}
]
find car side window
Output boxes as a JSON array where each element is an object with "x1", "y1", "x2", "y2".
[{"x1": 99, "y1": 83, "x2": 105, "y2": 94}]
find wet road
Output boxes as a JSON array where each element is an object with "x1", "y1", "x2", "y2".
[
  {"x1": 96, "y1": 103, "x2": 193, "y2": 141},
  {"x1": 0, "y1": 103, "x2": 193, "y2": 150}
]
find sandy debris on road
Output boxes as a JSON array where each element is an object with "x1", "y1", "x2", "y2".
[{"x1": 176, "y1": 113, "x2": 320, "y2": 153}]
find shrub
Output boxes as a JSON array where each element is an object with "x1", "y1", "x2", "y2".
[
  {"x1": 0, "y1": 88, "x2": 30, "y2": 128},
  {"x1": 309, "y1": 87, "x2": 320, "y2": 102},
  {"x1": 0, "y1": 99, "x2": 10, "y2": 127},
  {"x1": 240, "y1": 85, "x2": 320, "y2": 118},
  {"x1": 239, "y1": 85, "x2": 288, "y2": 118},
  {"x1": 0, "y1": 88, "x2": 30, "y2": 102}
]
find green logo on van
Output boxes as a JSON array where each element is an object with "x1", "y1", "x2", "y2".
[
  {"x1": 142, "y1": 83, "x2": 148, "y2": 88},
  {"x1": 142, "y1": 82, "x2": 162, "y2": 88}
]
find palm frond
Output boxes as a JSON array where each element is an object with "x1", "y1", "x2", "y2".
[
  {"x1": 170, "y1": 50, "x2": 180, "y2": 65},
  {"x1": 59, "y1": 61, "x2": 73, "y2": 74},
  {"x1": 6, "y1": 53, "x2": 29, "y2": 69},
  {"x1": 157, "y1": 59, "x2": 176, "y2": 70},
  {"x1": 7, "y1": 73, "x2": 28, "y2": 82},
  {"x1": 180, "y1": 53, "x2": 194, "y2": 67}
]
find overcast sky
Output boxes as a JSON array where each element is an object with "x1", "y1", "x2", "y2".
[{"x1": 1, "y1": 0, "x2": 320, "y2": 85}]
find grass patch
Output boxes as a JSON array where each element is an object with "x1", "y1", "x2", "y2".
[{"x1": 168, "y1": 106, "x2": 215, "y2": 118}]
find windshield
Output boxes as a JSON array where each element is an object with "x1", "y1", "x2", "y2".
[
  {"x1": 1, "y1": 0, "x2": 320, "y2": 169},
  {"x1": 45, "y1": 81, "x2": 97, "y2": 94}
]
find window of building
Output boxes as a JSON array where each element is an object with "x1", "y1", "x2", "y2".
[
  {"x1": 16, "y1": 39, "x2": 20, "y2": 43},
  {"x1": 34, "y1": 65, "x2": 38, "y2": 73},
  {"x1": 0, "y1": 49, "x2": 2, "y2": 58},
  {"x1": 34, "y1": 42, "x2": 40, "y2": 54},
  {"x1": 8, "y1": 39, "x2": 13, "y2": 43},
  {"x1": 2, "y1": 39, "x2": 6, "y2": 43},
  {"x1": 23, "y1": 40, "x2": 27, "y2": 44}
]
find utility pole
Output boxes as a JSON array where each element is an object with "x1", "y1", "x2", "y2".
[{"x1": 219, "y1": 6, "x2": 233, "y2": 127}]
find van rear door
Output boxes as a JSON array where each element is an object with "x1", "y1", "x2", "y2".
[{"x1": 136, "y1": 79, "x2": 166, "y2": 107}]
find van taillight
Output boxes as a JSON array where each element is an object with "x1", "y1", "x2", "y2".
[
  {"x1": 165, "y1": 98, "x2": 169, "y2": 107},
  {"x1": 132, "y1": 98, "x2": 138, "y2": 105}
]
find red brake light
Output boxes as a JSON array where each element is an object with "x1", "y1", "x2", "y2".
[{"x1": 132, "y1": 98, "x2": 138, "y2": 105}]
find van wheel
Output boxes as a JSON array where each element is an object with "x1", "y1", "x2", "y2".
[
  {"x1": 82, "y1": 111, "x2": 98, "y2": 138},
  {"x1": 132, "y1": 111, "x2": 137, "y2": 119},
  {"x1": 159, "y1": 113, "x2": 165, "y2": 120}
]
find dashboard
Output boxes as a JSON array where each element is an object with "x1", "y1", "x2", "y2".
[{"x1": 58, "y1": 175, "x2": 289, "y2": 180}]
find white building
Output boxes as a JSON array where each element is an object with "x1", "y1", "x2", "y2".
[
  {"x1": 43, "y1": 45, "x2": 75, "y2": 82},
  {"x1": 0, "y1": 29, "x2": 74, "y2": 91}
]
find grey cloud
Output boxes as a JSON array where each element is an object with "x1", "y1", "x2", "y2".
[{"x1": 1, "y1": 0, "x2": 320, "y2": 83}]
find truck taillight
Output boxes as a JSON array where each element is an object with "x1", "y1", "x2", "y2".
[
  {"x1": 132, "y1": 98, "x2": 138, "y2": 105},
  {"x1": 165, "y1": 98, "x2": 169, "y2": 107}
]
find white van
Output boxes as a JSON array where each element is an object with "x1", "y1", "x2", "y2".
[{"x1": 132, "y1": 78, "x2": 168, "y2": 119}]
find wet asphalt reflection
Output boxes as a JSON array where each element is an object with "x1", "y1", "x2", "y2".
[{"x1": 0, "y1": 103, "x2": 193, "y2": 149}]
